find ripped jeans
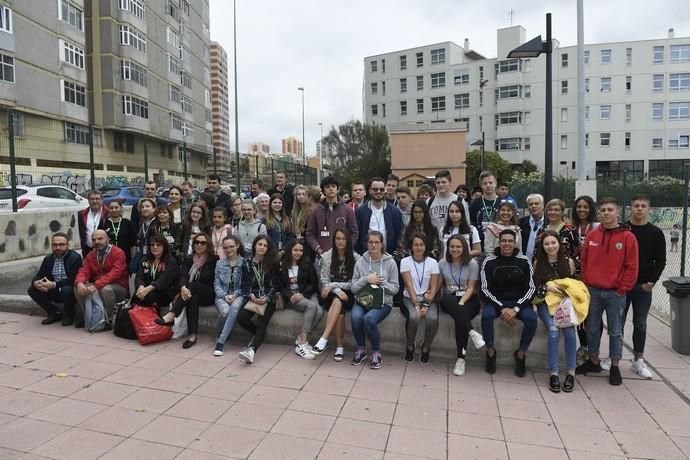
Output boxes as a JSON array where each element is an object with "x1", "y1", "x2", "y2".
[
  {"x1": 537, "y1": 303, "x2": 577, "y2": 374},
  {"x1": 215, "y1": 295, "x2": 246, "y2": 344}
]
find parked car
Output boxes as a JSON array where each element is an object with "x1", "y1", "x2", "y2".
[
  {"x1": 100, "y1": 186, "x2": 146, "y2": 206},
  {"x1": 0, "y1": 185, "x2": 89, "y2": 211}
]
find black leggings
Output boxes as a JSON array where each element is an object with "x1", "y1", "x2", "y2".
[
  {"x1": 439, "y1": 293, "x2": 481, "y2": 359},
  {"x1": 236, "y1": 300, "x2": 276, "y2": 351},
  {"x1": 171, "y1": 282, "x2": 215, "y2": 335},
  {"x1": 133, "y1": 289, "x2": 172, "y2": 313}
]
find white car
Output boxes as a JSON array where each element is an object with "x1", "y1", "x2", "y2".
[{"x1": 0, "y1": 185, "x2": 89, "y2": 212}]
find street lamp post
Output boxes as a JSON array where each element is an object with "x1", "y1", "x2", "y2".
[
  {"x1": 233, "y1": 0, "x2": 241, "y2": 195},
  {"x1": 508, "y1": 13, "x2": 554, "y2": 201},
  {"x1": 297, "y1": 87, "x2": 305, "y2": 184},
  {"x1": 317, "y1": 122, "x2": 323, "y2": 183}
]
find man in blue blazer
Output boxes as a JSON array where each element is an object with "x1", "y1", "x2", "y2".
[{"x1": 355, "y1": 177, "x2": 403, "y2": 255}]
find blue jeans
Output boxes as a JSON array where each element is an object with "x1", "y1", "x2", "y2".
[
  {"x1": 624, "y1": 284, "x2": 652, "y2": 354},
  {"x1": 587, "y1": 287, "x2": 625, "y2": 360},
  {"x1": 481, "y1": 301, "x2": 537, "y2": 353},
  {"x1": 537, "y1": 304, "x2": 577, "y2": 373},
  {"x1": 215, "y1": 296, "x2": 245, "y2": 344},
  {"x1": 351, "y1": 304, "x2": 392, "y2": 352}
]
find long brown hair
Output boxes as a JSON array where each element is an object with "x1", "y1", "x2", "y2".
[
  {"x1": 533, "y1": 230, "x2": 571, "y2": 286},
  {"x1": 265, "y1": 194, "x2": 292, "y2": 234},
  {"x1": 331, "y1": 228, "x2": 355, "y2": 279}
]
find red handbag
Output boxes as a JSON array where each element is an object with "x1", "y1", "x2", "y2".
[{"x1": 128, "y1": 304, "x2": 173, "y2": 345}]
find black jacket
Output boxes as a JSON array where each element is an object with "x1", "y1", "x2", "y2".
[
  {"x1": 519, "y1": 215, "x2": 544, "y2": 255},
  {"x1": 135, "y1": 255, "x2": 179, "y2": 296},
  {"x1": 103, "y1": 218, "x2": 136, "y2": 263},
  {"x1": 267, "y1": 183, "x2": 295, "y2": 216},
  {"x1": 626, "y1": 221, "x2": 667, "y2": 284},
  {"x1": 277, "y1": 264, "x2": 318, "y2": 300},
  {"x1": 480, "y1": 247, "x2": 535, "y2": 308},
  {"x1": 32, "y1": 250, "x2": 83, "y2": 288},
  {"x1": 179, "y1": 255, "x2": 218, "y2": 289}
]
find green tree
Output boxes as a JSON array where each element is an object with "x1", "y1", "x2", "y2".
[
  {"x1": 516, "y1": 160, "x2": 539, "y2": 176},
  {"x1": 465, "y1": 150, "x2": 514, "y2": 187},
  {"x1": 323, "y1": 120, "x2": 391, "y2": 188}
]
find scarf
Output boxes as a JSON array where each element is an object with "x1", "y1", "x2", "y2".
[{"x1": 189, "y1": 253, "x2": 208, "y2": 281}]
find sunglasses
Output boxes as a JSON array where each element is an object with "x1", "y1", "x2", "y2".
[
  {"x1": 370, "y1": 188, "x2": 385, "y2": 192},
  {"x1": 194, "y1": 240, "x2": 208, "y2": 245}
]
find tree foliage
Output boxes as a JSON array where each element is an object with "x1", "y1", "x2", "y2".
[
  {"x1": 322, "y1": 120, "x2": 391, "y2": 189},
  {"x1": 465, "y1": 150, "x2": 514, "y2": 187}
]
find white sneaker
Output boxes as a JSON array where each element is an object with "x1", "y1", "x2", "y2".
[
  {"x1": 295, "y1": 344, "x2": 315, "y2": 360},
  {"x1": 453, "y1": 358, "x2": 466, "y2": 376},
  {"x1": 469, "y1": 330, "x2": 486, "y2": 350},
  {"x1": 239, "y1": 347, "x2": 255, "y2": 364},
  {"x1": 631, "y1": 358, "x2": 652, "y2": 379},
  {"x1": 600, "y1": 357, "x2": 611, "y2": 371}
]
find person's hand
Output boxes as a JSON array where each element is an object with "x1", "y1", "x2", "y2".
[
  {"x1": 500, "y1": 308, "x2": 517, "y2": 325},
  {"x1": 336, "y1": 290, "x2": 348, "y2": 302},
  {"x1": 419, "y1": 305, "x2": 428, "y2": 318},
  {"x1": 321, "y1": 286, "x2": 331, "y2": 298},
  {"x1": 181, "y1": 286, "x2": 191, "y2": 302},
  {"x1": 135, "y1": 286, "x2": 148, "y2": 300},
  {"x1": 255, "y1": 296, "x2": 268, "y2": 305},
  {"x1": 546, "y1": 284, "x2": 564, "y2": 295},
  {"x1": 366, "y1": 273, "x2": 383, "y2": 285},
  {"x1": 224, "y1": 294, "x2": 235, "y2": 304},
  {"x1": 86, "y1": 285, "x2": 97, "y2": 295},
  {"x1": 641, "y1": 282, "x2": 654, "y2": 293},
  {"x1": 76, "y1": 283, "x2": 87, "y2": 297},
  {"x1": 290, "y1": 293, "x2": 303, "y2": 304},
  {"x1": 34, "y1": 279, "x2": 48, "y2": 292},
  {"x1": 423, "y1": 291, "x2": 433, "y2": 302}
]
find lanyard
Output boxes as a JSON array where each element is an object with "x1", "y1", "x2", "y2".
[
  {"x1": 96, "y1": 245, "x2": 112, "y2": 271},
  {"x1": 150, "y1": 261, "x2": 159, "y2": 279},
  {"x1": 412, "y1": 258, "x2": 426, "y2": 293},
  {"x1": 212, "y1": 226, "x2": 225, "y2": 251},
  {"x1": 252, "y1": 262, "x2": 265, "y2": 296},
  {"x1": 450, "y1": 263, "x2": 464, "y2": 287},
  {"x1": 480, "y1": 197, "x2": 497, "y2": 222},
  {"x1": 110, "y1": 219, "x2": 121, "y2": 242}
]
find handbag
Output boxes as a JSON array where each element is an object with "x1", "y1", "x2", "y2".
[
  {"x1": 553, "y1": 297, "x2": 579, "y2": 328},
  {"x1": 128, "y1": 304, "x2": 173, "y2": 345},
  {"x1": 356, "y1": 284, "x2": 384, "y2": 309},
  {"x1": 172, "y1": 309, "x2": 188, "y2": 340},
  {"x1": 113, "y1": 299, "x2": 136, "y2": 340},
  {"x1": 244, "y1": 300, "x2": 267, "y2": 316}
]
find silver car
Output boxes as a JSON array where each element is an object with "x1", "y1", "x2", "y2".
[{"x1": 0, "y1": 185, "x2": 89, "y2": 211}]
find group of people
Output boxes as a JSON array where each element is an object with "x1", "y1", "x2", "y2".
[{"x1": 27, "y1": 168, "x2": 667, "y2": 392}]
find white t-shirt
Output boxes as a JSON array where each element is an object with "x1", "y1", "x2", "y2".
[
  {"x1": 400, "y1": 256, "x2": 440, "y2": 298},
  {"x1": 288, "y1": 266, "x2": 299, "y2": 291},
  {"x1": 440, "y1": 225, "x2": 480, "y2": 257},
  {"x1": 369, "y1": 205, "x2": 387, "y2": 243}
]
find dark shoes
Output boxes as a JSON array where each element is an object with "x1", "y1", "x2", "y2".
[
  {"x1": 154, "y1": 317, "x2": 174, "y2": 327},
  {"x1": 73, "y1": 320, "x2": 84, "y2": 328},
  {"x1": 609, "y1": 365, "x2": 622, "y2": 386},
  {"x1": 562, "y1": 374, "x2": 575, "y2": 393},
  {"x1": 550, "y1": 374, "x2": 575, "y2": 393},
  {"x1": 576, "y1": 359, "x2": 602, "y2": 375},
  {"x1": 485, "y1": 351, "x2": 497, "y2": 374},
  {"x1": 549, "y1": 375, "x2": 561, "y2": 393},
  {"x1": 182, "y1": 338, "x2": 197, "y2": 349},
  {"x1": 513, "y1": 350, "x2": 526, "y2": 377},
  {"x1": 61, "y1": 316, "x2": 74, "y2": 327},
  {"x1": 404, "y1": 345, "x2": 414, "y2": 363},
  {"x1": 420, "y1": 350, "x2": 430, "y2": 365},
  {"x1": 41, "y1": 312, "x2": 62, "y2": 325}
]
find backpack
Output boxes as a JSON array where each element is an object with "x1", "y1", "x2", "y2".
[{"x1": 84, "y1": 291, "x2": 110, "y2": 333}]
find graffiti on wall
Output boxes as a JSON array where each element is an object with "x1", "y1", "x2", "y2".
[{"x1": 0, "y1": 172, "x2": 147, "y2": 194}]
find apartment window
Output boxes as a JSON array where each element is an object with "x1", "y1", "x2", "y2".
[
  {"x1": 431, "y1": 72, "x2": 445, "y2": 89},
  {"x1": 680, "y1": 135, "x2": 690, "y2": 148},
  {"x1": 114, "y1": 132, "x2": 134, "y2": 153},
  {"x1": 370, "y1": 60, "x2": 377, "y2": 72},
  {"x1": 62, "y1": 80, "x2": 86, "y2": 106},
  {"x1": 561, "y1": 107, "x2": 568, "y2": 122},
  {"x1": 182, "y1": 0, "x2": 190, "y2": 15},
  {"x1": 371, "y1": 104, "x2": 378, "y2": 116},
  {"x1": 670, "y1": 73, "x2": 690, "y2": 91},
  {"x1": 653, "y1": 103, "x2": 664, "y2": 120},
  {"x1": 585, "y1": 133, "x2": 589, "y2": 147},
  {"x1": 166, "y1": 0, "x2": 179, "y2": 20},
  {"x1": 370, "y1": 82, "x2": 378, "y2": 94},
  {"x1": 600, "y1": 105, "x2": 611, "y2": 119},
  {"x1": 561, "y1": 135, "x2": 568, "y2": 149},
  {"x1": 399, "y1": 55, "x2": 407, "y2": 70},
  {"x1": 64, "y1": 122, "x2": 89, "y2": 145},
  {"x1": 653, "y1": 74, "x2": 664, "y2": 92},
  {"x1": 626, "y1": 76, "x2": 632, "y2": 92},
  {"x1": 122, "y1": 95, "x2": 148, "y2": 118},
  {"x1": 524, "y1": 111, "x2": 531, "y2": 124},
  {"x1": 479, "y1": 66, "x2": 484, "y2": 80},
  {"x1": 497, "y1": 59, "x2": 520, "y2": 73},
  {"x1": 120, "y1": 60, "x2": 147, "y2": 87},
  {"x1": 182, "y1": 96, "x2": 193, "y2": 114},
  {"x1": 650, "y1": 159, "x2": 689, "y2": 178},
  {"x1": 524, "y1": 85, "x2": 531, "y2": 98},
  {"x1": 168, "y1": 54, "x2": 180, "y2": 74},
  {"x1": 497, "y1": 111, "x2": 521, "y2": 125},
  {"x1": 523, "y1": 137, "x2": 531, "y2": 150},
  {"x1": 400, "y1": 78, "x2": 407, "y2": 93},
  {"x1": 669, "y1": 102, "x2": 690, "y2": 120},
  {"x1": 0, "y1": 54, "x2": 14, "y2": 83},
  {"x1": 584, "y1": 50, "x2": 590, "y2": 65},
  {"x1": 626, "y1": 47, "x2": 632, "y2": 65},
  {"x1": 561, "y1": 80, "x2": 568, "y2": 95},
  {"x1": 8, "y1": 112, "x2": 23, "y2": 137},
  {"x1": 652, "y1": 137, "x2": 663, "y2": 149},
  {"x1": 670, "y1": 44, "x2": 690, "y2": 63},
  {"x1": 479, "y1": 91, "x2": 483, "y2": 106},
  {"x1": 454, "y1": 93, "x2": 470, "y2": 109},
  {"x1": 59, "y1": 0, "x2": 83, "y2": 31},
  {"x1": 171, "y1": 113, "x2": 184, "y2": 131},
  {"x1": 601, "y1": 49, "x2": 612, "y2": 64},
  {"x1": 380, "y1": 103, "x2": 385, "y2": 117},
  {"x1": 431, "y1": 48, "x2": 445, "y2": 65},
  {"x1": 400, "y1": 101, "x2": 407, "y2": 116},
  {"x1": 61, "y1": 40, "x2": 85, "y2": 69},
  {"x1": 119, "y1": 0, "x2": 145, "y2": 21},
  {"x1": 585, "y1": 78, "x2": 590, "y2": 92},
  {"x1": 596, "y1": 160, "x2": 644, "y2": 180},
  {"x1": 625, "y1": 104, "x2": 631, "y2": 121},
  {"x1": 600, "y1": 77, "x2": 611, "y2": 92},
  {"x1": 561, "y1": 53, "x2": 568, "y2": 67},
  {"x1": 416, "y1": 98, "x2": 424, "y2": 113},
  {"x1": 625, "y1": 132, "x2": 631, "y2": 149},
  {"x1": 0, "y1": 5, "x2": 12, "y2": 33},
  {"x1": 119, "y1": 25, "x2": 146, "y2": 53},
  {"x1": 496, "y1": 137, "x2": 521, "y2": 151},
  {"x1": 431, "y1": 96, "x2": 445, "y2": 112},
  {"x1": 381, "y1": 59, "x2": 386, "y2": 73},
  {"x1": 496, "y1": 85, "x2": 521, "y2": 100},
  {"x1": 454, "y1": 72, "x2": 469, "y2": 85},
  {"x1": 381, "y1": 81, "x2": 386, "y2": 96},
  {"x1": 179, "y1": 46, "x2": 188, "y2": 62},
  {"x1": 653, "y1": 46, "x2": 664, "y2": 64},
  {"x1": 416, "y1": 75, "x2": 423, "y2": 91},
  {"x1": 416, "y1": 52, "x2": 423, "y2": 67},
  {"x1": 600, "y1": 133, "x2": 611, "y2": 146},
  {"x1": 523, "y1": 59, "x2": 531, "y2": 72},
  {"x1": 182, "y1": 122, "x2": 193, "y2": 137},
  {"x1": 585, "y1": 105, "x2": 589, "y2": 120},
  {"x1": 180, "y1": 71, "x2": 191, "y2": 89},
  {"x1": 167, "y1": 27, "x2": 180, "y2": 48},
  {"x1": 169, "y1": 84, "x2": 182, "y2": 103}
]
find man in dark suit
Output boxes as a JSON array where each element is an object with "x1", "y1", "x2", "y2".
[
  {"x1": 28, "y1": 232, "x2": 83, "y2": 326},
  {"x1": 519, "y1": 193, "x2": 544, "y2": 259}
]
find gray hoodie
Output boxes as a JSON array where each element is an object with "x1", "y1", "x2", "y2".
[
  {"x1": 351, "y1": 251, "x2": 399, "y2": 306},
  {"x1": 319, "y1": 249, "x2": 361, "y2": 295}
]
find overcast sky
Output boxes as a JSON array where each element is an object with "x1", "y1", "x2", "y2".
[{"x1": 209, "y1": 0, "x2": 690, "y2": 156}]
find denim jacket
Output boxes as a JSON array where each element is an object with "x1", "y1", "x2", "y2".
[{"x1": 214, "y1": 256, "x2": 245, "y2": 299}]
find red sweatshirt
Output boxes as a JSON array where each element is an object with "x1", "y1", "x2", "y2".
[
  {"x1": 581, "y1": 224, "x2": 639, "y2": 296},
  {"x1": 75, "y1": 245, "x2": 129, "y2": 291}
]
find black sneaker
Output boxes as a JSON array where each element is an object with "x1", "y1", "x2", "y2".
[
  {"x1": 74, "y1": 320, "x2": 84, "y2": 329},
  {"x1": 351, "y1": 348, "x2": 367, "y2": 366},
  {"x1": 61, "y1": 316, "x2": 73, "y2": 326},
  {"x1": 404, "y1": 346, "x2": 414, "y2": 363},
  {"x1": 514, "y1": 350, "x2": 526, "y2": 377},
  {"x1": 562, "y1": 374, "x2": 575, "y2": 393},
  {"x1": 609, "y1": 365, "x2": 622, "y2": 386},
  {"x1": 485, "y1": 351, "x2": 496, "y2": 374},
  {"x1": 575, "y1": 359, "x2": 602, "y2": 375},
  {"x1": 549, "y1": 375, "x2": 561, "y2": 393},
  {"x1": 419, "y1": 350, "x2": 430, "y2": 365}
]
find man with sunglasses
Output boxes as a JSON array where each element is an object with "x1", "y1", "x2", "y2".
[{"x1": 355, "y1": 177, "x2": 403, "y2": 255}]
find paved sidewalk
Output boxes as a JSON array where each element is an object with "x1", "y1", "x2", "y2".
[{"x1": 0, "y1": 311, "x2": 688, "y2": 459}]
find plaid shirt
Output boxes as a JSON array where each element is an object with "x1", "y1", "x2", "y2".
[{"x1": 51, "y1": 256, "x2": 67, "y2": 283}]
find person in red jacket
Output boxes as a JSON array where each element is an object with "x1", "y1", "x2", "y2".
[
  {"x1": 576, "y1": 197, "x2": 639, "y2": 386},
  {"x1": 74, "y1": 230, "x2": 129, "y2": 324}
]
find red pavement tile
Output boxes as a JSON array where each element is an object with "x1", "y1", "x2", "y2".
[
  {"x1": 386, "y1": 425, "x2": 446, "y2": 459},
  {"x1": 340, "y1": 397, "x2": 395, "y2": 424},
  {"x1": 133, "y1": 414, "x2": 210, "y2": 448},
  {"x1": 22, "y1": 354, "x2": 81, "y2": 373},
  {"x1": 288, "y1": 390, "x2": 346, "y2": 417},
  {"x1": 249, "y1": 432, "x2": 323, "y2": 460},
  {"x1": 222, "y1": 359, "x2": 269, "y2": 383},
  {"x1": 147, "y1": 371, "x2": 208, "y2": 394},
  {"x1": 258, "y1": 367, "x2": 312, "y2": 390},
  {"x1": 318, "y1": 442, "x2": 384, "y2": 460},
  {"x1": 600, "y1": 409, "x2": 664, "y2": 433},
  {"x1": 174, "y1": 357, "x2": 228, "y2": 378},
  {"x1": 175, "y1": 448, "x2": 230, "y2": 460},
  {"x1": 448, "y1": 372, "x2": 493, "y2": 395},
  {"x1": 217, "y1": 401, "x2": 284, "y2": 431},
  {"x1": 56, "y1": 343, "x2": 111, "y2": 360},
  {"x1": 507, "y1": 442, "x2": 569, "y2": 459},
  {"x1": 271, "y1": 409, "x2": 336, "y2": 441},
  {"x1": 393, "y1": 404, "x2": 447, "y2": 432},
  {"x1": 117, "y1": 387, "x2": 185, "y2": 414},
  {"x1": 314, "y1": 360, "x2": 363, "y2": 380},
  {"x1": 447, "y1": 411, "x2": 504, "y2": 440},
  {"x1": 165, "y1": 394, "x2": 233, "y2": 423},
  {"x1": 549, "y1": 405, "x2": 607, "y2": 430},
  {"x1": 447, "y1": 433, "x2": 508, "y2": 460},
  {"x1": 130, "y1": 352, "x2": 190, "y2": 372},
  {"x1": 79, "y1": 406, "x2": 157, "y2": 437},
  {"x1": 0, "y1": 418, "x2": 68, "y2": 452},
  {"x1": 189, "y1": 424, "x2": 265, "y2": 458},
  {"x1": 28, "y1": 398, "x2": 107, "y2": 426},
  {"x1": 614, "y1": 430, "x2": 686, "y2": 459},
  {"x1": 671, "y1": 435, "x2": 690, "y2": 458},
  {"x1": 493, "y1": 380, "x2": 544, "y2": 402},
  {"x1": 502, "y1": 418, "x2": 563, "y2": 449},
  {"x1": 239, "y1": 383, "x2": 299, "y2": 409},
  {"x1": 30, "y1": 427, "x2": 123, "y2": 460},
  {"x1": 566, "y1": 451, "x2": 627, "y2": 459},
  {"x1": 99, "y1": 438, "x2": 182, "y2": 460},
  {"x1": 327, "y1": 418, "x2": 390, "y2": 451},
  {"x1": 401, "y1": 367, "x2": 448, "y2": 391},
  {"x1": 636, "y1": 394, "x2": 690, "y2": 416},
  {"x1": 0, "y1": 389, "x2": 59, "y2": 416},
  {"x1": 0, "y1": 413, "x2": 15, "y2": 427},
  {"x1": 191, "y1": 376, "x2": 254, "y2": 401},
  {"x1": 304, "y1": 374, "x2": 356, "y2": 396}
]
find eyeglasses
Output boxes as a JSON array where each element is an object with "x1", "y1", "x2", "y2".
[
  {"x1": 194, "y1": 240, "x2": 208, "y2": 246},
  {"x1": 370, "y1": 188, "x2": 385, "y2": 192},
  {"x1": 150, "y1": 242, "x2": 163, "y2": 247},
  {"x1": 367, "y1": 241, "x2": 382, "y2": 245}
]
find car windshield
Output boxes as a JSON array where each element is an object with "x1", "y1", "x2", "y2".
[
  {"x1": 0, "y1": 189, "x2": 28, "y2": 199},
  {"x1": 101, "y1": 188, "x2": 121, "y2": 198}
]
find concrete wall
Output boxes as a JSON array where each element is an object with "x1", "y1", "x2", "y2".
[{"x1": 0, "y1": 209, "x2": 81, "y2": 262}]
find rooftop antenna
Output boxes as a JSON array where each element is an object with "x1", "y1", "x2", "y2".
[{"x1": 508, "y1": 9, "x2": 515, "y2": 26}]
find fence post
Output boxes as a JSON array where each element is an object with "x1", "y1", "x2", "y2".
[
  {"x1": 88, "y1": 125, "x2": 95, "y2": 190},
  {"x1": 183, "y1": 142, "x2": 188, "y2": 180},
  {"x1": 681, "y1": 164, "x2": 690, "y2": 277},
  {"x1": 255, "y1": 156, "x2": 259, "y2": 180},
  {"x1": 143, "y1": 142, "x2": 149, "y2": 182},
  {"x1": 8, "y1": 110, "x2": 17, "y2": 212}
]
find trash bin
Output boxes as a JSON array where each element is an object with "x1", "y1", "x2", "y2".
[{"x1": 663, "y1": 276, "x2": 690, "y2": 355}]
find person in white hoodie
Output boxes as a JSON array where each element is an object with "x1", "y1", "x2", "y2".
[{"x1": 350, "y1": 230, "x2": 399, "y2": 369}]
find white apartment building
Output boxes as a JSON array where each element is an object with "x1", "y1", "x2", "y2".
[{"x1": 363, "y1": 26, "x2": 690, "y2": 180}]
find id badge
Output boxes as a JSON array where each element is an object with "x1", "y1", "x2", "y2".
[
  {"x1": 320, "y1": 230, "x2": 330, "y2": 238},
  {"x1": 447, "y1": 284, "x2": 459, "y2": 293},
  {"x1": 455, "y1": 290, "x2": 466, "y2": 298}
]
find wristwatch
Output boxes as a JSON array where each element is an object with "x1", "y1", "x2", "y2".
[{"x1": 513, "y1": 306, "x2": 521, "y2": 313}]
